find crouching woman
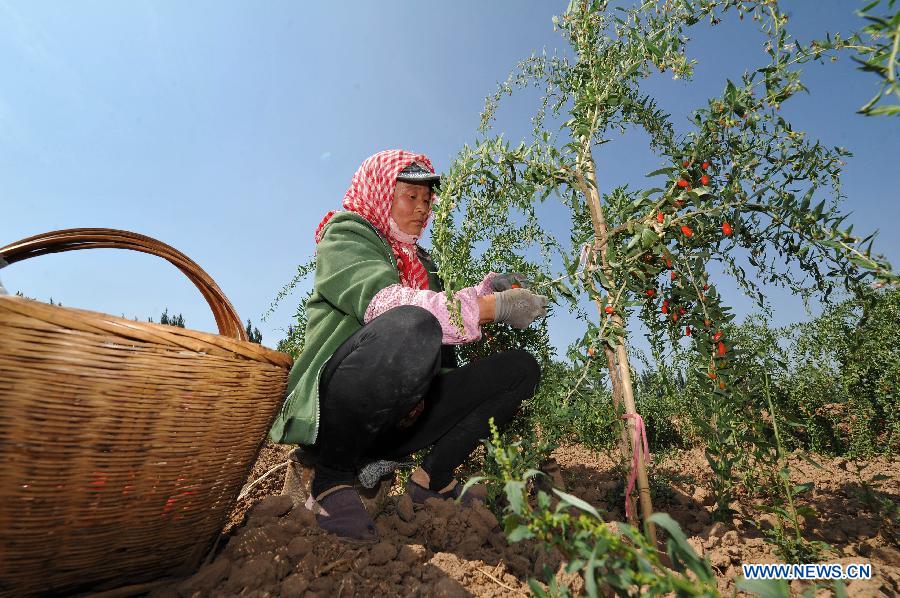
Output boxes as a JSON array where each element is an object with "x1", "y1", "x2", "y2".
[{"x1": 269, "y1": 149, "x2": 548, "y2": 542}]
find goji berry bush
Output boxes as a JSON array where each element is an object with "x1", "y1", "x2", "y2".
[{"x1": 426, "y1": 0, "x2": 897, "y2": 592}]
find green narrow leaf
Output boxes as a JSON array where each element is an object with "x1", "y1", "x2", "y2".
[
  {"x1": 528, "y1": 578, "x2": 548, "y2": 598},
  {"x1": 553, "y1": 488, "x2": 602, "y2": 519},
  {"x1": 508, "y1": 525, "x2": 535, "y2": 542},
  {"x1": 647, "y1": 512, "x2": 701, "y2": 561},
  {"x1": 505, "y1": 480, "x2": 526, "y2": 515},
  {"x1": 459, "y1": 476, "x2": 487, "y2": 500},
  {"x1": 584, "y1": 550, "x2": 598, "y2": 597},
  {"x1": 641, "y1": 227, "x2": 659, "y2": 249},
  {"x1": 736, "y1": 578, "x2": 790, "y2": 598}
]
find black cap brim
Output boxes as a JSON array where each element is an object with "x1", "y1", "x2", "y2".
[{"x1": 396, "y1": 172, "x2": 441, "y2": 185}]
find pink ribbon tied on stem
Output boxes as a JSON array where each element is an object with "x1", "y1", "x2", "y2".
[{"x1": 621, "y1": 412, "x2": 650, "y2": 522}]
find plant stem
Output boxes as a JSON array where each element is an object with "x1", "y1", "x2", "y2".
[{"x1": 763, "y1": 370, "x2": 803, "y2": 545}]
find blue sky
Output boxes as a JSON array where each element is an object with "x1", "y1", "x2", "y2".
[{"x1": 1, "y1": 1, "x2": 897, "y2": 358}]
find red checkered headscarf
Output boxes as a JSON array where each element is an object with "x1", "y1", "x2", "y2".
[{"x1": 314, "y1": 149, "x2": 435, "y2": 290}]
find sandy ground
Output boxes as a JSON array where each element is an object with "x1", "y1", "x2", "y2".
[{"x1": 149, "y1": 443, "x2": 899, "y2": 597}]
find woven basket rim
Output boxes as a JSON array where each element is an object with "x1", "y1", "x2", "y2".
[{"x1": 0, "y1": 295, "x2": 293, "y2": 368}]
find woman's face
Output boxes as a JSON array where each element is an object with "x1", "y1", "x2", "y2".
[{"x1": 391, "y1": 180, "x2": 433, "y2": 236}]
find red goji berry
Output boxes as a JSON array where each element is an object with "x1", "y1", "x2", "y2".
[
  {"x1": 681, "y1": 225, "x2": 694, "y2": 238},
  {"x1": 657, "y1": 212, "x2": 665, "y2": 223},
  {"x1": 700, "y1": 174, "x2": 710, "y2": 185},
  {"x1": 722, "y1": 221, "x2": 733, "y2": 236},
  {"x1": 677, "y1": 179, "x2": 689, "y2": 188}
]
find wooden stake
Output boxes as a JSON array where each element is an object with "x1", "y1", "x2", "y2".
[
  {"x1": 575, "y1": 159, "x2": 658, "y2": 546},
  {"x1": 604, "y1": 345, "x2": 637, "y2": 524}
]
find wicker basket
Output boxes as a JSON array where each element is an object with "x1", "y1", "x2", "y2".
[{"x1": 0, "y1": 229, "x2": 293, "y2": 596}]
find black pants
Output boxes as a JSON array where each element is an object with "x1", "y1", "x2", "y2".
[{"x1": 308, "y1": 305, "x2": 541, "y2": 495}]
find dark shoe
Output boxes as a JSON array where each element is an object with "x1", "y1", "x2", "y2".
[
  {"x1": 305, "y1": 485, "x2": 379, "y2": 543},
  {"x1": 406, "y1": 479, "x2": 486, "y2": 507}
]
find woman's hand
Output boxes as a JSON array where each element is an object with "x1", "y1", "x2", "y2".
[{"x1": 493, "y1": 288, "x2": 549, "y2": 328}]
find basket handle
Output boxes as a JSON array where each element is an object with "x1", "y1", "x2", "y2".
[{"x1": 0, "y1": 228, "x2": 248, "y2": 341}]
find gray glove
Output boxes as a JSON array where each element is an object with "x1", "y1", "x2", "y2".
[
  {"x1": 494, "y1": 288, "x2": 549, "y2": 328},
  {"x1": 491, "y1": 272, "x2": 531, "y2": 292}
]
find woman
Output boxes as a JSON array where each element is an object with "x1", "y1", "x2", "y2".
[{"x1": 270, "y1": 149, "x2": 548, "y2": 542}]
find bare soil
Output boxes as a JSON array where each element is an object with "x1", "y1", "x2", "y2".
[{"x1": 150, "y1": 443, "x2": 899, "y2": 597}]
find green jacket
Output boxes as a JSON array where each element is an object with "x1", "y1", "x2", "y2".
[{"x1": 269, "y1": 211, "x2": 449, "y2": 445}]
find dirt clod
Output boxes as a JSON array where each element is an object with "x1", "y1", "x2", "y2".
[
  {"x1": 250, "y1": 494, "x2": 295, "y2": 519},
  {"x1": 432, "y1": 576, "x2": 470, "y2": 598},
  {"x1": 370, "y1": 541, "x2": 399, "y2": 565},
  {"x1": 281, "y1": 572, "x2": 309, "y2": 595},
  {"x1": 397, "y1": 493, "x2": 415, "y2": 522}
]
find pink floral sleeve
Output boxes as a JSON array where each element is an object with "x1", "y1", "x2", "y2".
[
  {"x1": 364, "y1": 282, "x2": 492, "y2": 344},
  {"x1": 475, "y1": 272, "x2": 498, "y2": 297}
]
